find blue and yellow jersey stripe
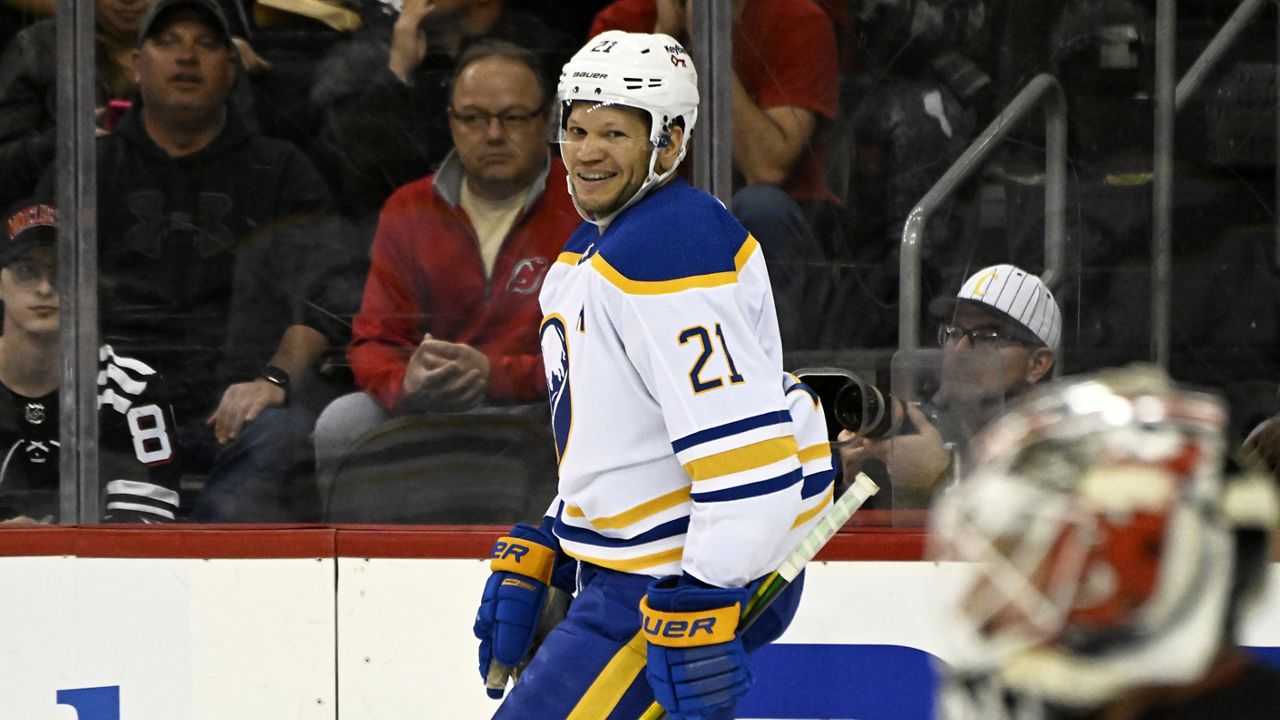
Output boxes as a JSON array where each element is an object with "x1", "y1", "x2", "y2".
[{"x1": 589, "y1": 234, "x2": 760, "y2": 295}]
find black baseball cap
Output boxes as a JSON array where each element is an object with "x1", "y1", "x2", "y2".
[
  {"x1": 136, "y1": 0, "x2": 233, "y2": 48},
  {"x1": 2, "y1": 199, "x2": 56, "y2": 267}
]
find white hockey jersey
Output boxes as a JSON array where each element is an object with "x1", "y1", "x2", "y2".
[{"x1": 538, "y1": 178, "x2": 833, "y2": 588}]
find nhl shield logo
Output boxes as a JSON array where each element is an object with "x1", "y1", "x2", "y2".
[{"x1": 24, "y1": 402, "x2": 45, "y2": 424}]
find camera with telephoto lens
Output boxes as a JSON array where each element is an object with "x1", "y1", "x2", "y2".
[{"x1": 795, "y1": 368, "x2": 903, "y2": 441}]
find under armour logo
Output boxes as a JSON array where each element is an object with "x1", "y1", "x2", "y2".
[{"x1": 125, "y1": 190, "x2": 236, "y2": 258}]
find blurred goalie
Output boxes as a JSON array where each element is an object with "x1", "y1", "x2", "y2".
[{"x1": 929, "y1": 364, "x2": 1280, "y2": 720}]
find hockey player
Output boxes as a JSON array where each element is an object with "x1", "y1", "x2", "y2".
[
  {"x1": 929, "y1": 365, "x2": 1280, "y2": 720},
  {"x1": 0, "y1": 200, "x2": 181, "y2": 523},
  {"x1": 472, "y1": 30, "x2": 835, "y2": 719}
]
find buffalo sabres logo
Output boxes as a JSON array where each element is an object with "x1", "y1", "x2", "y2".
[
  {"x1": 24, "y1": 402, "x2": 45, "y2": 425},
  {"x1": 505, "y1": 257, "x2": 551, "y2": 295},
  {"x1": 540, "y1": 314, "x2": 572, "y2": 463}
]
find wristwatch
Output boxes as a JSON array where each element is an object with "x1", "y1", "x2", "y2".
[{"x1": 260, "y1": 365, "x2": 291, "y2": 405}]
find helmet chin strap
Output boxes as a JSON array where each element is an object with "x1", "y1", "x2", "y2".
[{"x1": 569, "y1": 131, "x2": 686, "y2": 229}]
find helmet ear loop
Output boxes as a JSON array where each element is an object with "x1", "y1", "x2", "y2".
[
  {"x1": 645, "y1": 127, "x2": 672, "y2": 187},
  {"x1": 648, "y1": 120, "x2": 685, "y2": 185},
  {"x1": 644, "y1": 145, "x2": 664, "y2": 188}
]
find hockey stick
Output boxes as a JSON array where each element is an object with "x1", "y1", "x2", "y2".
[
  {"x1": 484, "y1": 586, "x2": 571, "y2": 696},
  {"x1": 637, "y1": 472, "x2": 881, "y2": 720}
]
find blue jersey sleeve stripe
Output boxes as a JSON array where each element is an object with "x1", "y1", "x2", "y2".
[
  {"x1": 801, "y1": 468, "x2": 837, "y2": 499},
  {"x1": 554, "y1": 515, "x2": 690, "y2": 548},
  {"x1": 690, "y1": 469, "x2": 802, "y2": 503},
  {"x1": 590, "y1": 253, "x2": 737, "y2": 295},
  {"x1": 671, "y1": 410, "x2": 793, "y2": 453}
]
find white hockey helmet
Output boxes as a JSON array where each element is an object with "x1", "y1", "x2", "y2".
[
  {"x1": 556, "y1": 30, "x2": 700, "y2": 224},
  {"x1": 929, "y1": 364, "x2": 1279, "y2": 719}
]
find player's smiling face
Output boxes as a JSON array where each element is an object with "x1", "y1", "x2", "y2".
[{"x1": 562, "y1": 102, "x2": 680, "y2": 220}]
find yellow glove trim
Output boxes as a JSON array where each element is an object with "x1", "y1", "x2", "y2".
[
  {"x1": 489, "y1": 536, "x2": 556, "y2": 585},
  {"x1": 639, "y1": 596, "x2": 739, "y2": 648}
]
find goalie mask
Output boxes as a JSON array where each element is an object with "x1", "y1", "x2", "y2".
[
  {"x1": 929, "y1": 364, "x2": 1279, "y2": 720},
  {"x1": 555, "y1": 30, "x2": 699, "y2": 226}
]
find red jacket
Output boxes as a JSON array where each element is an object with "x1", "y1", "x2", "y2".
[{"x1": 349, "y1": 153, "x2": 579, "y2": 409}]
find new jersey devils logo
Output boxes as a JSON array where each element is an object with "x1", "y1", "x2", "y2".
[{"x1": 505, "y1": 257, "x2": 551, "y2": 295}]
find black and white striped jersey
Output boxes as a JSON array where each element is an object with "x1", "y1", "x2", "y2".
[{"x1": 0, "y1": 344, "x2": 181, "y2": 523}]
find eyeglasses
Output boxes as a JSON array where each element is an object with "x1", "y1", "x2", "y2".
[
  {"x1": 5, "y1": 260, "x2": 56, "y2": 288},
  {"x1": 937, "y1": 323, "x2": 1033, "y2": 348},
  {"x1": 448, "y1": 107, "x2": 544, "y2": 131}
]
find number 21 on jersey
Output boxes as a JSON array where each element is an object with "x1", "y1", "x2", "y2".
[{"x1": 679, "y1": 323, "x2": 744, "y2": 394}]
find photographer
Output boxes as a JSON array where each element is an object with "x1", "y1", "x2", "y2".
[{"x1": 838, "y1": 264, "x2": 1060, "y2": 509}]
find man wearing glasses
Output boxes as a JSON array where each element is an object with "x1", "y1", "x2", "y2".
[
  {"x1": 312, "y1": 39, "x2": 578, "y2": 506},
  {"x1": 310, "y1": 0, "x2": 574, "y2": 219},
  {"x1": 839, "y1": 263, "x2": 1060, "y2": 508}
]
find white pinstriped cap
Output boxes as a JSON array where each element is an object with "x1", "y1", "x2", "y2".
[{"x1": 956, "y1": 264, "x2": 1061, "y2": 350}]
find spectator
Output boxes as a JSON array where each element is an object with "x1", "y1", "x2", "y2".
[
  {"x1": 0, "y1": 0, "x2": 152, "y2": 208},
  {"x1": 838, "y1": 263, "x2": 1060, "y2": 508},
  {"x1": 589, "y1": 0, "x2": 840, "y2": 350},
  {"x1": 309, "y1": 0, "x2": 575, "y2": 218},
  {"x1": 0, "y1": 0, "x2": 258, "y2": 210},
  {"x1": 928, "y1": 364, "x2": 1280, "y2": 719},
  {"x1": 57, "y1": 0, "x2": 339, "y2": 521},
  {"x1": 312, "y1": 38, "x2": 577, "y2": 507},
  {"x1": 0, "y1": 200, "x2": 181, "y2": 524}
]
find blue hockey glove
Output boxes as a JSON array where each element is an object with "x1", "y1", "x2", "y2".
[
  {"x1": 473, "y1": 522, "x2": 566, "y2": 699},
  {"x1": 641, "y1": 575, "x2": 752, "y2": 719}
]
